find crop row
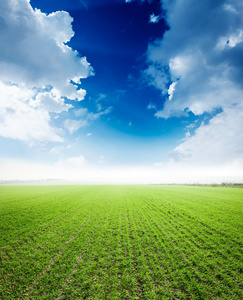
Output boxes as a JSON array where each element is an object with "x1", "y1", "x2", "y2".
[{"x1": 0, "y1": 185, "x2": 242, "y2": 299}]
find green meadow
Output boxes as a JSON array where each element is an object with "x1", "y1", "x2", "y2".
[{"x1": 0, "y1": 185, "x2": 242, "y2": 299}]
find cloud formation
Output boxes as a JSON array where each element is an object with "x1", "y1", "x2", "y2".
[
  {"x1": 0, "y1": 0, "x2": 93, "y2": 142},
  {"x1": 64, "y1": 104, "x2": 112, "y2": 135},
  {"x1": 145, "y1": 0, "x2": 243, "y2": 168},
  {"x1": 172, "y1": 104, "x2": 243, "y2": 166},
  {"x1": 0, "y1": 82, "x2": 64, "y2": 142},
  {"x1": 146, "y1": 0, "x2": 243, "y2": 117},
  {"x1": 64, "y1": 119, "x2": 89, "y2": 134},
  {"x1": 149, "y1": 13, "x2": 160, "y2": 24}
]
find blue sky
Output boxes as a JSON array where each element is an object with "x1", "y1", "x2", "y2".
[{"x1": 0, "y1": 0, "x2": 242, "y2": 183}]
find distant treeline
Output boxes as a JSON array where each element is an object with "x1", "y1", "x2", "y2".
[
  {"x1": 184, "y1": 183, "x2": 243, "y2": 188},
  {"x1": 151, "y1": 183, "x2": 243, "y2": 188}
]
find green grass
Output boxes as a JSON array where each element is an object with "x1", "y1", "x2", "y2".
[{"x1": 0, "y1": 185, "x2": 242, "y2": 299}]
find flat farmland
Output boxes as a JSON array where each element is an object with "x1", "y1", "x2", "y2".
[{"x1": 0, "y1": 185, "x2": 242, "y2": 299}]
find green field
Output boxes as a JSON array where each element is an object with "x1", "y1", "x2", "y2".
[{"x1": 0, "y1": 185, "x2": 242, "y2": 299}]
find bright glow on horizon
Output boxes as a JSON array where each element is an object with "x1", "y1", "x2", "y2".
[{"x1": 1, "y1": 158, "x2": 242, "y2": 184}]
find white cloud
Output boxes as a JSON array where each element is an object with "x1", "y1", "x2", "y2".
[
  {"x1": 49, "y1": 144, "x2": 72, "y2": 155},
  {"x1": 64, "y1": 119, "x2": 89, "y2": 134},
  {"x1": 29, "y1": 89, "x2": 72, "y2": 113},
  {"x1": 0, "y1": 82, "x2": 63, "y2": 142},
  {"x1": 172, "y1": 104, "x2": 243, "y2": 165},
  {"x1": 145, "y1": 0, "x2": 243, "y2": 170},
  {"x1": 50, "y1": 146, "x2": 64, "y2": 155},
  {"x1": 71, "y1": 105, "x2": 112, "y2": 132},
  {"x1": 147, "y1": 103, "x2": 157, "y2": 110},
  {"x1": 74, "y1": 108, "x2": 89, "y2": 117},
  {"x1": 95, "y1": 93, "x2": 106, "y2": 102},
  {"x1": 146, "y1": 0, "x2": 243, "y2": 118},
  {"x1": 144, "y1": 64, "x2": 168, "y2": 94},
  {"x1": 87, "y1": 106, "x2": 113, "y2": 120},
  {"x1": 0, "y1": 0, "x2": 93, "y2": 142},
  {"x1": 168, "y1": 81, "x2": 177, "y2": 101},
  {"x1": 149, "y1": 14, "x2": 160, "y2": 24},
  {"x1": 223, "y1": 3, "x2": 237, "y2": 13},
  {"x1": 96, "y1": 103, "x2": 103, "y2": 112},
  {"x1": 74, "y1": 105, "x2": 112, "y2": 121},
  {"x1": 216, "y1": 30, "x2": 243, "y2": 49}
]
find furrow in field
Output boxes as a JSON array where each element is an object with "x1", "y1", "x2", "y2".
[
  {"x1": 0, "y1": 194, "x2": 104, "y2": 282},
  {"x1": 122, "y1": 199, "x2": 138, "y2": 299},
  {"x1": 0, "y1": 185, "x2": 242, "y2": 299},
  {"x1": 123, "y1": 193, "x2": 160, "y2": 299},
  {"x1": 135, "y1": 192, "x2": 242, "y2": 298},
  {"x1": 1, "y1": 194, "x2": 109, "y2": 299},
  {"x1": 54, "y1": 197, "x2": 115, "y2": 300},
  {"x1": 0, "y1": 189, "x2": 101, "y2": 249},
  {"x1": 142, "y1": 192, "x2": 243, "y2": 269},
  {"x1": 138, "y1": 191, "x2": 242, "y2": 263},
  {"x1": 55, "y1": 197, "x2": 118, "y2": 299},
  {"x1": 130, "y1": 192, "x2": 208, "y2": 297},
  {"x1": 128, "y1": 192, "x2": 186, "y2": 298},
  {"x1": 103, "y1": 197, "x2": 137, "y2": 299},
  {"x1": 130, "y1": 193, "x2": 210, "y2": 298},
  {"x1": 27, "y1": 207, "x2": 107, "y2": 287},
  {"x1": 140, "y1": 186, "x2": 243, "y2": 243},
  {"x1": 24, "y1": 195, "x2": 114, "y2": 299},
  {"x1": 0, "y1": 188, "x2": 111, "y2": 251},
  {"x1": 0, "y1": 195, "x2": 94, "y2": 266}
]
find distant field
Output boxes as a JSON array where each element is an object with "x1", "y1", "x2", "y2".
[{"x1": 0, "y1": 185, "x2": 242, "y2": 299}]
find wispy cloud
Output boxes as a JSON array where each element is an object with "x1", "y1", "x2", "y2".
[
  {"x1": 64, "y1": 119, "x2": 89, "y2": 134},
  {"x1": 87, "y1": 107, "x2": 113, "y2": 120},
  {"x1": 74, "y1": 108, "x2": 89, "y2": 117},
  {"x1": 66, "y1": 105, "x2": 112, "y2": 134},
  {"x1": 147, "y1": 103, "x2": 157, "y2": 110}
]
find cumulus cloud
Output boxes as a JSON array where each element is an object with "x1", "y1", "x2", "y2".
[
  {"x1": 0, "y1": 0, "x2": 93, "y2": 142},
  {"x1": 144, "y1": 0, "x2": 243, "y2": 169},
  {"x1": 146, "y1": 0, "x2": 243, "y2": 118},
  {"x1": 0, "y1": 82, "x2": 63, "y2": 142}
]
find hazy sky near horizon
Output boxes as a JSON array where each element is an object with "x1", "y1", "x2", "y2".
[{"x1": 0, "y1": 0, "x2": 242, "y2": 183}]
